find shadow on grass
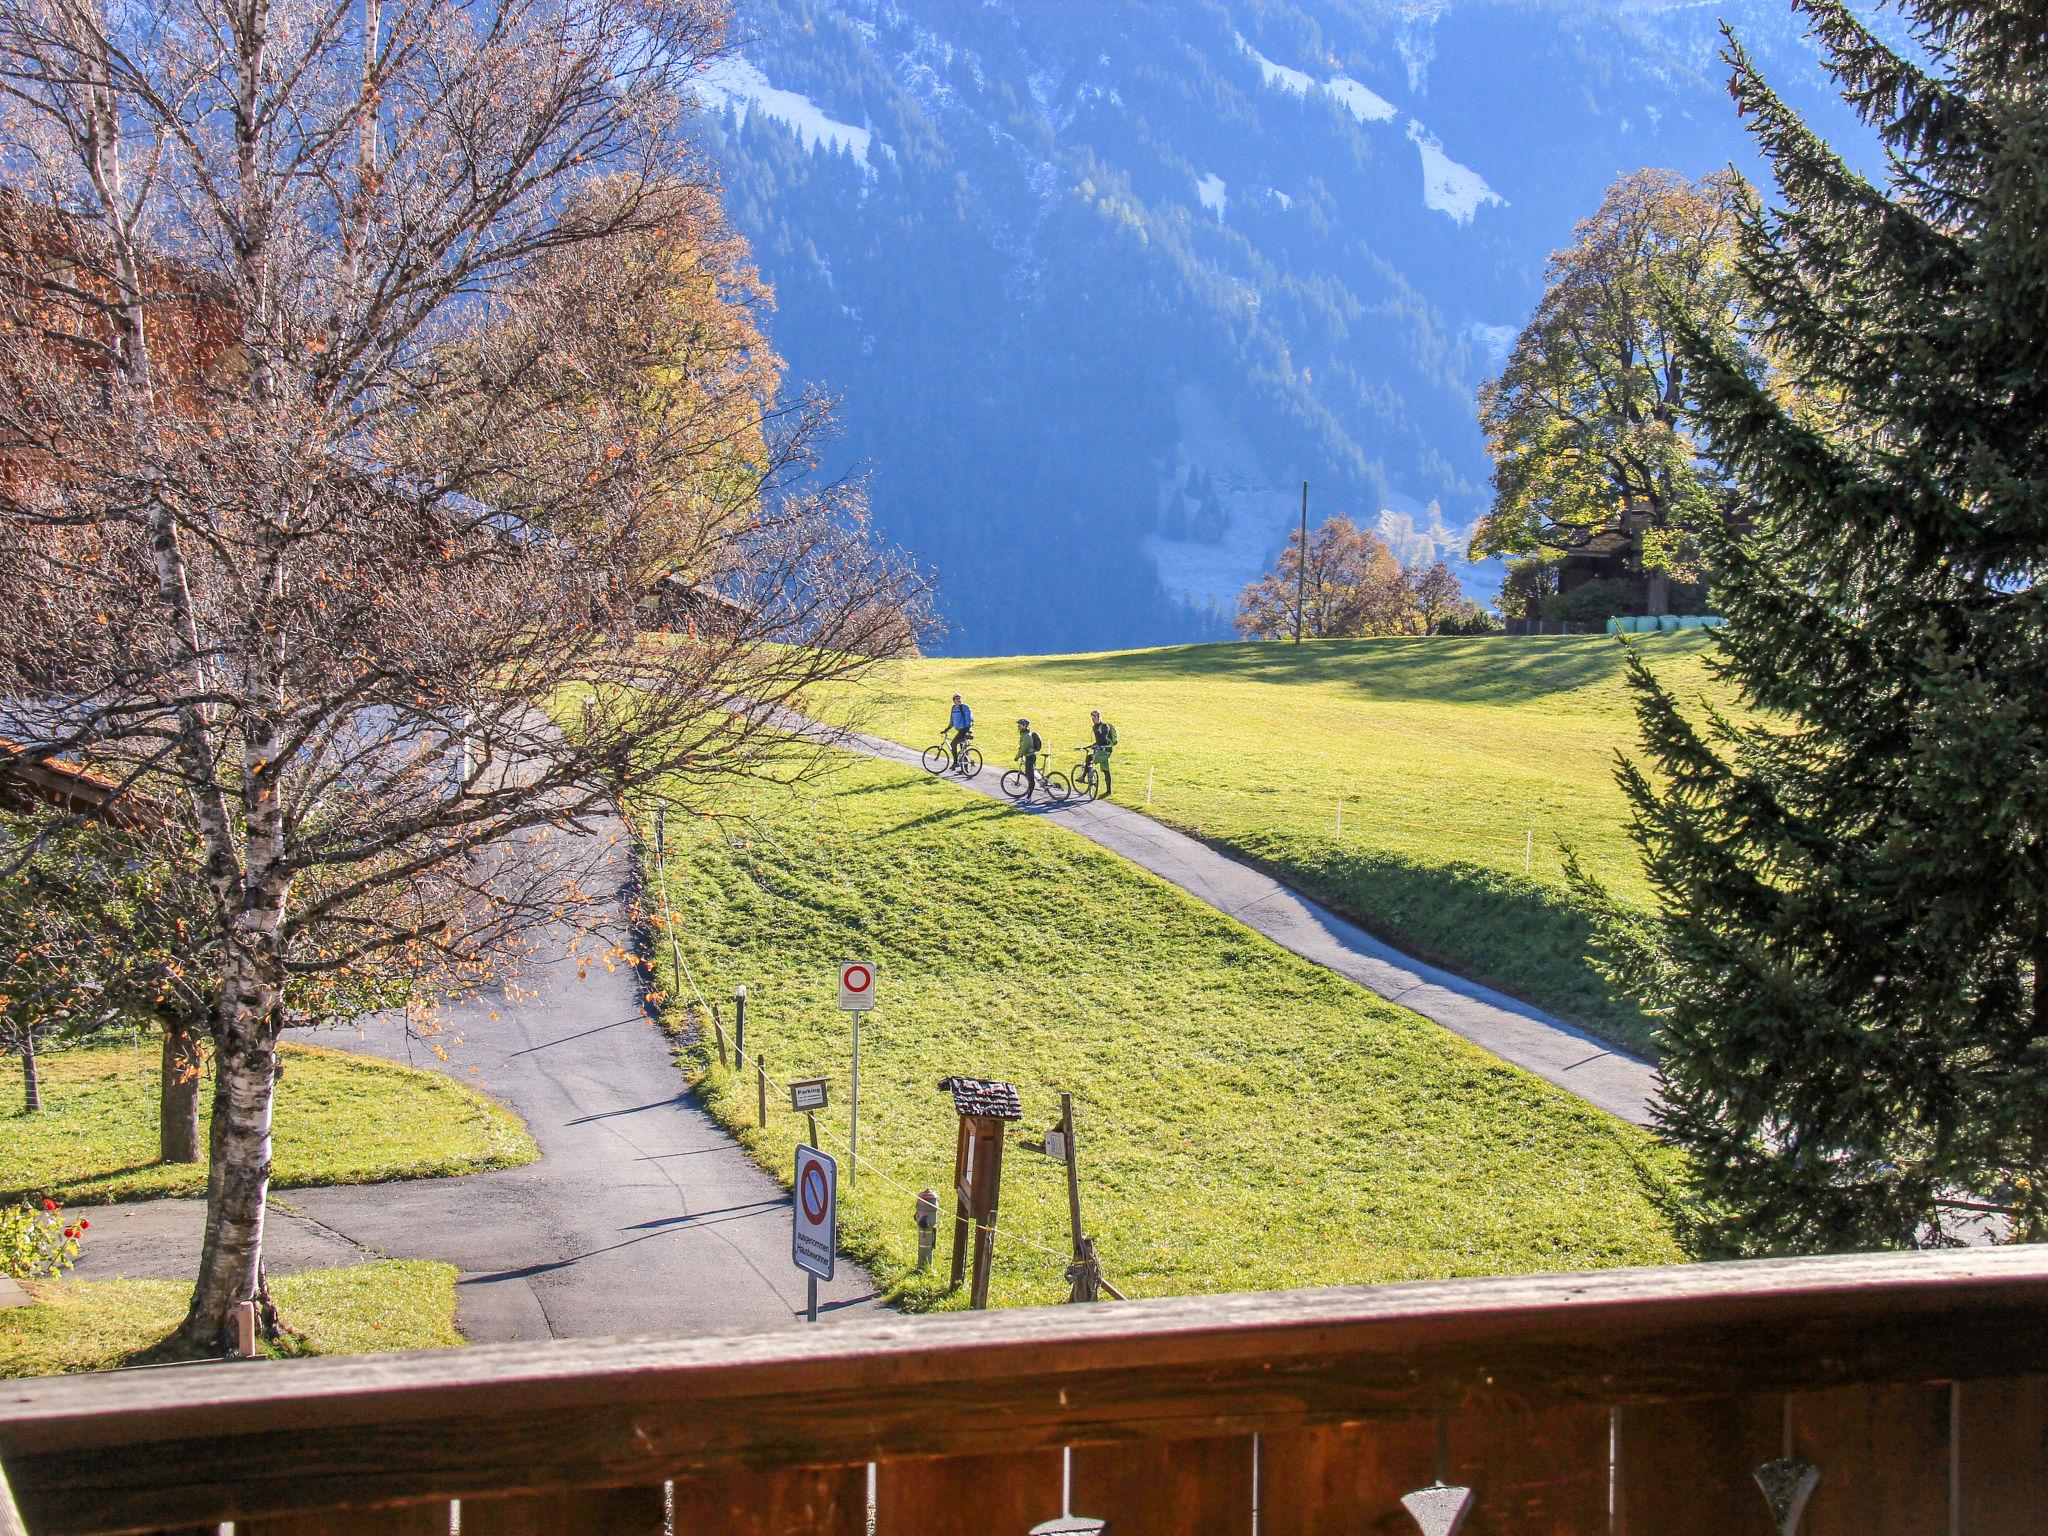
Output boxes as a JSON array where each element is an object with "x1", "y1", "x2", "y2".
[
  {"x1": 1014, "y1": 633, "x2": 1714, "y2": 706},
  {"x1": 1231, "y1": 832, "x2": 1661, "y2": 1060}
]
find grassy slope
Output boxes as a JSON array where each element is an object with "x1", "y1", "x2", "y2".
[
  {"x1": 2, "y1": 1041, "x2": 536, "y2": 1206},
  {"x1": 837, "y1": 634, "x2": 1723, "y2": 1056},
  {"x1": 647, "y1": 752, "x2": 1679, "y2": 1312},
  {"x1": 0, "y1": 1261, "x2": 461, "y2": 1377}
]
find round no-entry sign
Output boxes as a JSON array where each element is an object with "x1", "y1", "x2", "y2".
[
  {"x1": 799, "y1": 1160, "x2": 831, "y2": 1225},
  {"x1": 792, "y1": 1144, "x2": 837, "y2": 1282},
  {"x1": 838, "y1": 961, "x2": 874, "y2": 1011}
]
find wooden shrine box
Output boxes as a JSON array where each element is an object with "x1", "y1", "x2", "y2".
[{"x1": 937, "y1": 1075, "x2": 1024, "y2": 1308}]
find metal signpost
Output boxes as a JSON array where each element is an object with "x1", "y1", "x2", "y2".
[
  {"x1": 837, "y1": 962, "x2": 873, "y2": 1186},
  {"x1": 792, "y1": 1143, "x2": 837, "y2": 1324}
]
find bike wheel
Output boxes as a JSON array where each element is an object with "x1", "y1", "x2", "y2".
[
  {"x1": 1042, "y1": 771, "x2": 1072, "y2": 803},
  {"x1": 920, "y1": 745, "x2": 950, "y2": 775},
  {"x1": 1000, "y1": 769, "x2": 1029, "y2": 797},
  {"x1": 960, "y1": 747, "x2": 983, "y2": 776},
  {"x1": 1071, "y1": 765, "x2": 1099, "y2": 801}
]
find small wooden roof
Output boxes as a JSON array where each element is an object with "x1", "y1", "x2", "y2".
[{"x1": 936, "y1": 1076, "x2": 1024, "y2": 1121}]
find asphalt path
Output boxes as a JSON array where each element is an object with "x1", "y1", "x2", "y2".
[
  {"x1": 72, "y1": 809, "x2": 882, "y2": 1341},
  {"x1": 848, "y1": 731, "x2": 1660, "y2": 1126}
]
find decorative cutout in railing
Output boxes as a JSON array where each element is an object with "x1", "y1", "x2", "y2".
[
  {"x1": 1398, "y1": 1482, "x2": 1474, "y2": 1536},
  {"x1": 1754, "y1": 1456, "x2": 1822, "y2": 1536}
]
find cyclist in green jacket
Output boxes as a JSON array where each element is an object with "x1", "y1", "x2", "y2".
[
  {"x1": 1015, "y1": 718, "x2": 1043, "y2": 796},
  {"x1": 1088, "y1": 710, "x2": 1118, "y2": 797}
]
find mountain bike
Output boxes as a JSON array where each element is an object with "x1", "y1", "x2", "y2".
[
  {"x1": 921, "y1": 734, "x2": 982, "y2": 777},
  {"x1": 1000, "y1": 762, "x2": 1069, "y2": 801},
  {"x1": 1066, "y1": 747, "x2": 1105, "y2": 801}
]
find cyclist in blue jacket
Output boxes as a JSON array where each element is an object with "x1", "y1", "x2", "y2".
[{"x1": 945, "y1": 694, "x2": 974, "y2": 769}]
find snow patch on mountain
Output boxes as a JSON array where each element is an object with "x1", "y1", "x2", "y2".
[
  {"x1": 1145, "y1": 384, "x2": 1294, "y2": 613},
  {"x1": 1327, "y1": 76, "x2": 1397, "y2": 123},
  {"x1": 1196, "y1": 173, "x2": 1227, "y2": 218},
  {"x1": 1407, "y1": 121, "x2": 1502, "y2": 222},
  {"x1": 698, "y1": 57, "x2": 877, "y2": 170},
  {"x1": 1236, "y1": 33, "x2": 1496, "y2": 223},
  {"x1": 1236, "y1": 32, "x2": 1317, "y2": 94}
]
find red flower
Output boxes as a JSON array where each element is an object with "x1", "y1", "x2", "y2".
[
  {"x1": 78, "y1": 1218, "x2": 89, "y2": 1230},
  {"x1": 40, "y1": 1199, "x2": 56, "y2": 1212}
]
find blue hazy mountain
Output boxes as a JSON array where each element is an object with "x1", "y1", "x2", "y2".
[{"x1": 697, "y1": 0, "x2": 1873, "y2": 654}]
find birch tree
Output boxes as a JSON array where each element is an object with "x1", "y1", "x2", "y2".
[{"x1": 0, "y1": 0, "x2": 927, "y2": 1350}]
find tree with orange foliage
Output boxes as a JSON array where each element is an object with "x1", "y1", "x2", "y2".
[{"x1": 1235, "y1": 516, "x2": 1419, "y2": 639}]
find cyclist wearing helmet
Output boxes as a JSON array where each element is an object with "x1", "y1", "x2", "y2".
[
  {"x1": 945, "y1": 693, "x2": 974, "y2": 769},
  {"x1": 1088, "y1": 709, "x2": 1118, "y2": 797},
  {"x1": 1015, "y1": 717, "x2": 1043, "y2": 796}
]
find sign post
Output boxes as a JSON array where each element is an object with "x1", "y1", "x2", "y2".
[
  {"x1": 793, "y1": 1143, "x2": 837, "y2": 1324},
  {"x1": 837, "y1": 962, "x2": 874, "y2": 1186}
]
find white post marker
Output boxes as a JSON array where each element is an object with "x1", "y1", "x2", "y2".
[
  {"x1": 793, "y1": 1142, "x2": 838, "y2": 1323},
  {"x1": 837, "y1": 962, "x2": 874, "y2": 1186}
]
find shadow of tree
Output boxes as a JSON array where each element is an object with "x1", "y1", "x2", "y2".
[
  {"x1": 1015, "y1": 633, "x2": 1713, "y2": 706},
  {"x1": 1230, "y1": 831, "x2": 1659, "y2": 1058}
]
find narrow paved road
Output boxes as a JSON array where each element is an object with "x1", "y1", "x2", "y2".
[
  {"x1": 848, "y1": 732, "x2": 1660, "y2": 1126},
  {"x1": 74, "y1": 811, "x2": 883, "y2": 1341}
]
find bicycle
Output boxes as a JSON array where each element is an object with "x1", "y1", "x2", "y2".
[
  {"x1": 921, "y1": 733, "x2": 982, "y2": 777},
  {"x1": 1000, "y1": 761, "x2": 1069, "y2": 801},
  {"x1": 1066, "y1": 746, "x2": 1106, "y2": 801}
]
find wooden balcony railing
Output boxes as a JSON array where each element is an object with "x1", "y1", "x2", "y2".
[{"x1": 6, "y1": 1245, "x2": 2048, "y2": 1535}]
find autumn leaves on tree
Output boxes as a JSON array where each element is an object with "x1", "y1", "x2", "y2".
[
  {"x1": 1236, "y1": 516, "x2": 1485, "y2": 639},
  {"x1": 0, "y1": 0, "x2": 927, "y2": 1352},
  {"x1": 1471, "y1": 169, "x2": 1750, "y2": 618}
]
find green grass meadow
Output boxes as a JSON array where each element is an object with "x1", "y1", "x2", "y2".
[
  {"x1": 836, "y1": 634, "x2": 1726, "y2": 1055},
  {"x1": 643, "y1": 751, "x2": 1680, "y2": 1312},
  {"x1": 0, "y1": 1260, "x2": 462, "y2": 1377},
  {"x1": 2, "y1": 1040, "x2": 536, "y2": 1206}
]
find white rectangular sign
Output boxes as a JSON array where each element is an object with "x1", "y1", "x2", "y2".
[
  {"x1": 837, "y1": 960, "x2": 875, "y2": 1012},
  {"x1": 789, "y1": 1077, "x2": 829, "y2": 1113},
  {"x1": 793, "y1": 1143, "x2": 838, "y2": 1282}
]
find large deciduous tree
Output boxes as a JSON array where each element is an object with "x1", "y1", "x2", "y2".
[
  {"x1": 1236, "y1": 515, "x2": 1416, "y2": 639},
  {"x1": 1581, "y1": 0, "x2": 2048, "y2": 1253},
  {"x1": 1472, "y1": 168, "x2": 1749, "y2": 615},
  {"x1": 0, "y1": 0, "x2": 927, "y2": 1349}
]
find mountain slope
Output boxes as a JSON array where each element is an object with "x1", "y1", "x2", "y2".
[{"x1": 700, "y1": 0, "x2": 1876, "y2": 652}]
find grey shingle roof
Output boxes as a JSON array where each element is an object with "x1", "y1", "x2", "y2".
[{"x1": 936, "y1": 1075, "x2": 1024, "y2": 1121}]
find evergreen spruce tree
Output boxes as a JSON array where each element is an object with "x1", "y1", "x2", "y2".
[{"x1": 1591, "y1": 0, "x2": 2048, "y2": 1253}]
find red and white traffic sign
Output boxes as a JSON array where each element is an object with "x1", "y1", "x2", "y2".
[
  {"x1": 837, "y1": 960, "x2": 875, "y2": 1012},
  {"x1": 792, "y1": 1143, "x2": 837, "y2": 1282}
]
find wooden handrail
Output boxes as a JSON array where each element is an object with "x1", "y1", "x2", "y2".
[{"x1": 5, "y1": 1246, "x2": 2048, "y2": 1533}]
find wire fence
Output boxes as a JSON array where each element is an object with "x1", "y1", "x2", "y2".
[{"x1": 645, "y1": 824, "x2": 1106, "y2": 1291}]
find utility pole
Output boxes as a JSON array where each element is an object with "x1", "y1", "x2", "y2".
[{"x1": 1294, "y1": 480, "x2": 1309, "y2": 644}]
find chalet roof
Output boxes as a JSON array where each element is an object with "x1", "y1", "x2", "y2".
[
  {"x1": 936, "y1": 1075, "x2": 1023, "y2": 1121},
  {"x1": 0, "y1": 738, "x2": 158, "y2": 829}
]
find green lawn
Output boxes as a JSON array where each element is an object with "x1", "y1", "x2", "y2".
[
  {"x1": 643, "y1": 751, "x2": 1680, "y2": 1312},
  {"x1": 0, "y1": 1260, "x2": 462, "y2": 1377},
  {"x1": 1, "y1": 1040, "x2": 536, "y2": 1206},
  {"x1": 835, "y1": 634, "x2": 1726, "y2": 1055}
]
